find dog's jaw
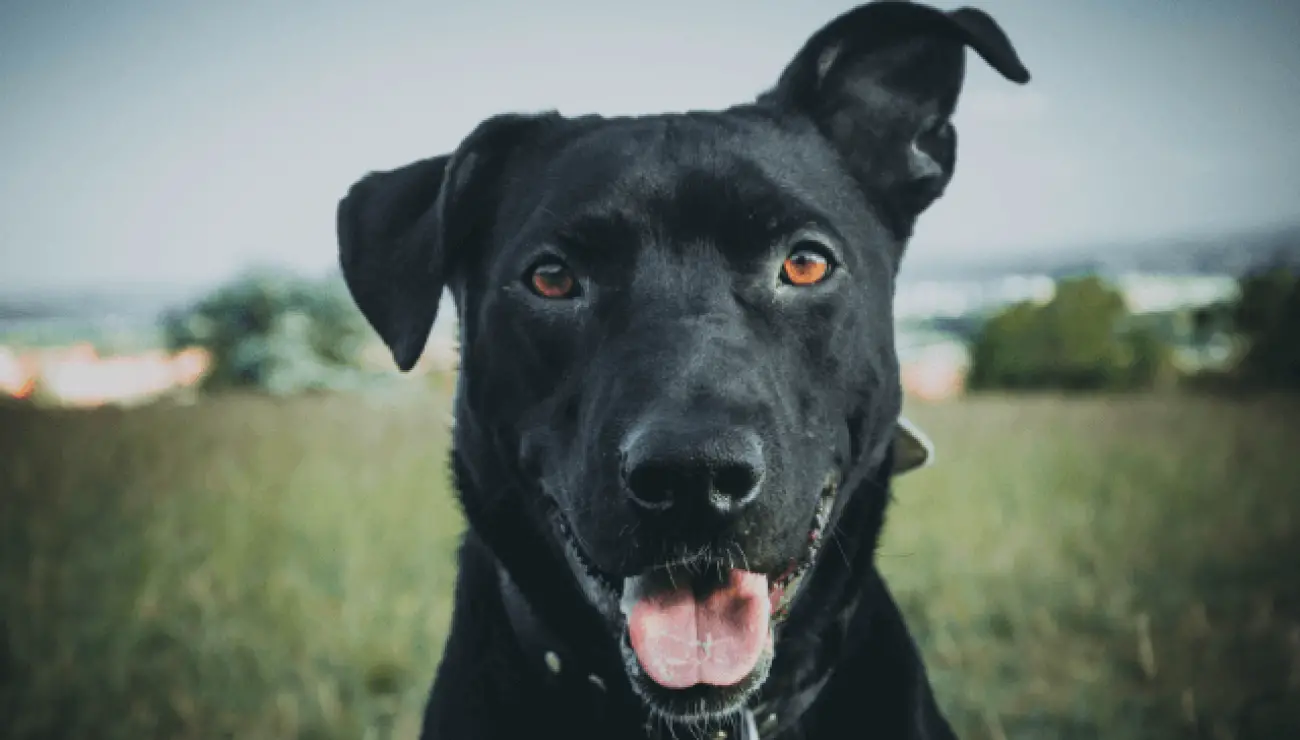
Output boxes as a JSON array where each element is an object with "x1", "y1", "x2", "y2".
[
  {"x1": 551, "y1": 512, "x2": 624, "y2": 625},
  {"x1": 546, "y1": 479, "x2": 840, "y2": 722}
]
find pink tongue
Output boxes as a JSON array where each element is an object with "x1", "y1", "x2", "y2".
[{"x1": 626, "y1": 570, "x2": 771, "y2": 689}]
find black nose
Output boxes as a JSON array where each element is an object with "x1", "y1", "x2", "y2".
[{"x1": 619, "y1": 422, "x2": 765, "y2": 515}]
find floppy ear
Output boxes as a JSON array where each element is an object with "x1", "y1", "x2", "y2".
[
  {"x1": 762, "y1": 1, "x2": 1030, "y2": 238},
  {"x1": 336, "y1": 114, "x2": 544, "y2": 371},
  {"x1": 337, "y1": 154, "x2": 451, "y2": 372}
]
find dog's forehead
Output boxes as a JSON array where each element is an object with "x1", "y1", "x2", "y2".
[{"x1": 501, "y1": 112, "x2": 879, "y2": 253}]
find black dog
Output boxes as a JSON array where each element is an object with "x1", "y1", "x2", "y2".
[{"x1": 336, "y1": 2, "x2": 1028, "y2": 737}]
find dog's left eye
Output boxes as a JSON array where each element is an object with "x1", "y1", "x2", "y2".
[
  {"x1": 525, "y1": 258, "x2": 581, "y2": 299},
  {"x1": 780, "y1": 243, "x2": 835, "y2": 287}
]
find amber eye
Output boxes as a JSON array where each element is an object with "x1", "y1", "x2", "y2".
[
  {"x1": 780, "y1": 244, "x2": 833, "y2": 287},
  {"x1": 526, "y1": 259, "x2": 579, "y2": 299}
]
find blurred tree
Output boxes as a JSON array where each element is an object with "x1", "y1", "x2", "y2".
[
  {"x1": 1190, "y1": 306, "x2": 1216, "y2": 346},
  {"x1": 1231, "y1": 267, "x2": 1300, "y2": 389},
  {"x1": 967, "y1": 275, "x2": 1175, "y2": 392},
  {"x1": 1122, "y1": 324, "x2": 1178, "y2": 391},
  {"x1": 160, "y1": 269, "x2": 374, "y2": 395}
]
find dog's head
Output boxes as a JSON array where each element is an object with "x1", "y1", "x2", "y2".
[{"x1": 337, "y1": 0, "x2": 1027, "y2": 723}]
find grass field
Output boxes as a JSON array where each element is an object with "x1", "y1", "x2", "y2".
[{"x1": 2, "y1": 388, "x2": 1298, "y2": 739}]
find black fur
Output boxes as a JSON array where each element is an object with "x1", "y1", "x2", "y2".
[{"x1": 335, "y1": 2, "x2": 1029, "y2": 737}]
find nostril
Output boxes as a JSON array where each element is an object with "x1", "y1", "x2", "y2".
[
  {"x1": 624, "y1": 462, "x2": 699, "y2": 511},
  {"x1": 710, "y1": 461, "x2": 762, "y2": 506}
]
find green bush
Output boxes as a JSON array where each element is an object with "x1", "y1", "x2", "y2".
[
  {"x1": 160, "y1": 269, "x2": 375, "y2": 395},
  {"x1": 1232, "y1": 267, "x2": 1300, "y2": 389},
  {"x1": 967, "y1": 276, "x2": 1175, "y2": 392}
]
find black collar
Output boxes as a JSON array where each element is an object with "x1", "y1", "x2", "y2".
[{"x1": 497, "y1": 562, "x2": 834, "y2": 740}]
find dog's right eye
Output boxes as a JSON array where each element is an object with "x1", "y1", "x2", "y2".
[{"x1": 525, "y1": 258, "x2": 581, "y2": 299}]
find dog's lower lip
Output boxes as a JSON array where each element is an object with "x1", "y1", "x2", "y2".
[{"x1": 769, "y1": 481, "x2": 836, "y2": 620}]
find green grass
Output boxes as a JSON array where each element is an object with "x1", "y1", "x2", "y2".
[{"x1": 1, "y1": 389, "x2": 1298, "y2": 739}]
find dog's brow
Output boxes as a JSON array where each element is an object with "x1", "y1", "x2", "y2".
[{"x1": 536, "y1": 213, "x2": 651, "y2": 266}]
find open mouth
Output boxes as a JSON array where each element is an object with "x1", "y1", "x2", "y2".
[{"x1": 549, "y1": 482, "x2": 837, "y2": 719}]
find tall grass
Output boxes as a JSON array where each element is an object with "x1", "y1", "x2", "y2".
[
  {"x1": 888, "y1": 396, "x2": 1300, "y2": 739},
  {"x1": 1, "y1": 391, "x2": 462, "y2": 739},
  {"x1": 1, "y1": 390, "x2": 1297, "y2": 739}
]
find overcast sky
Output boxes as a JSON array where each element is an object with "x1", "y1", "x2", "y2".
[{"x1": 2, "y1": 0, "x2": 1298, "y2": 292}]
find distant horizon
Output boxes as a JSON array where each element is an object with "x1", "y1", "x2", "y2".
[{"x1": 4, "y1": 215, "x2": 1298, "y2": 298}]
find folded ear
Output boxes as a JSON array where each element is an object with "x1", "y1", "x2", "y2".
[
  {"x1": 336, "y1": 114, "x2": 544, "y2": 371},
  {"x1": 762, "y1": 1, "x2": 1030, "y2": 238}
]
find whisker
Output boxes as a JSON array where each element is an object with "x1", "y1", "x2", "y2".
[{"x1": 828, "y1": 525, "x2": 852, "y2": 568}]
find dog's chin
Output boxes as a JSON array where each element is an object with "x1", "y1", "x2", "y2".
[{"x1": 548, "y1": 483, "x2": 837, "y2": 723}]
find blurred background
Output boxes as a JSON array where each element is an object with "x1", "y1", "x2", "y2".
[{"x1": 2, "y1": 1, "x2": 1299, "y2": 738}]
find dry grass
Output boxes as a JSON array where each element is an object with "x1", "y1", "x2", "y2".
[{"x1": 1, "y1": 389, "x2": 1298, "y2": 739}]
